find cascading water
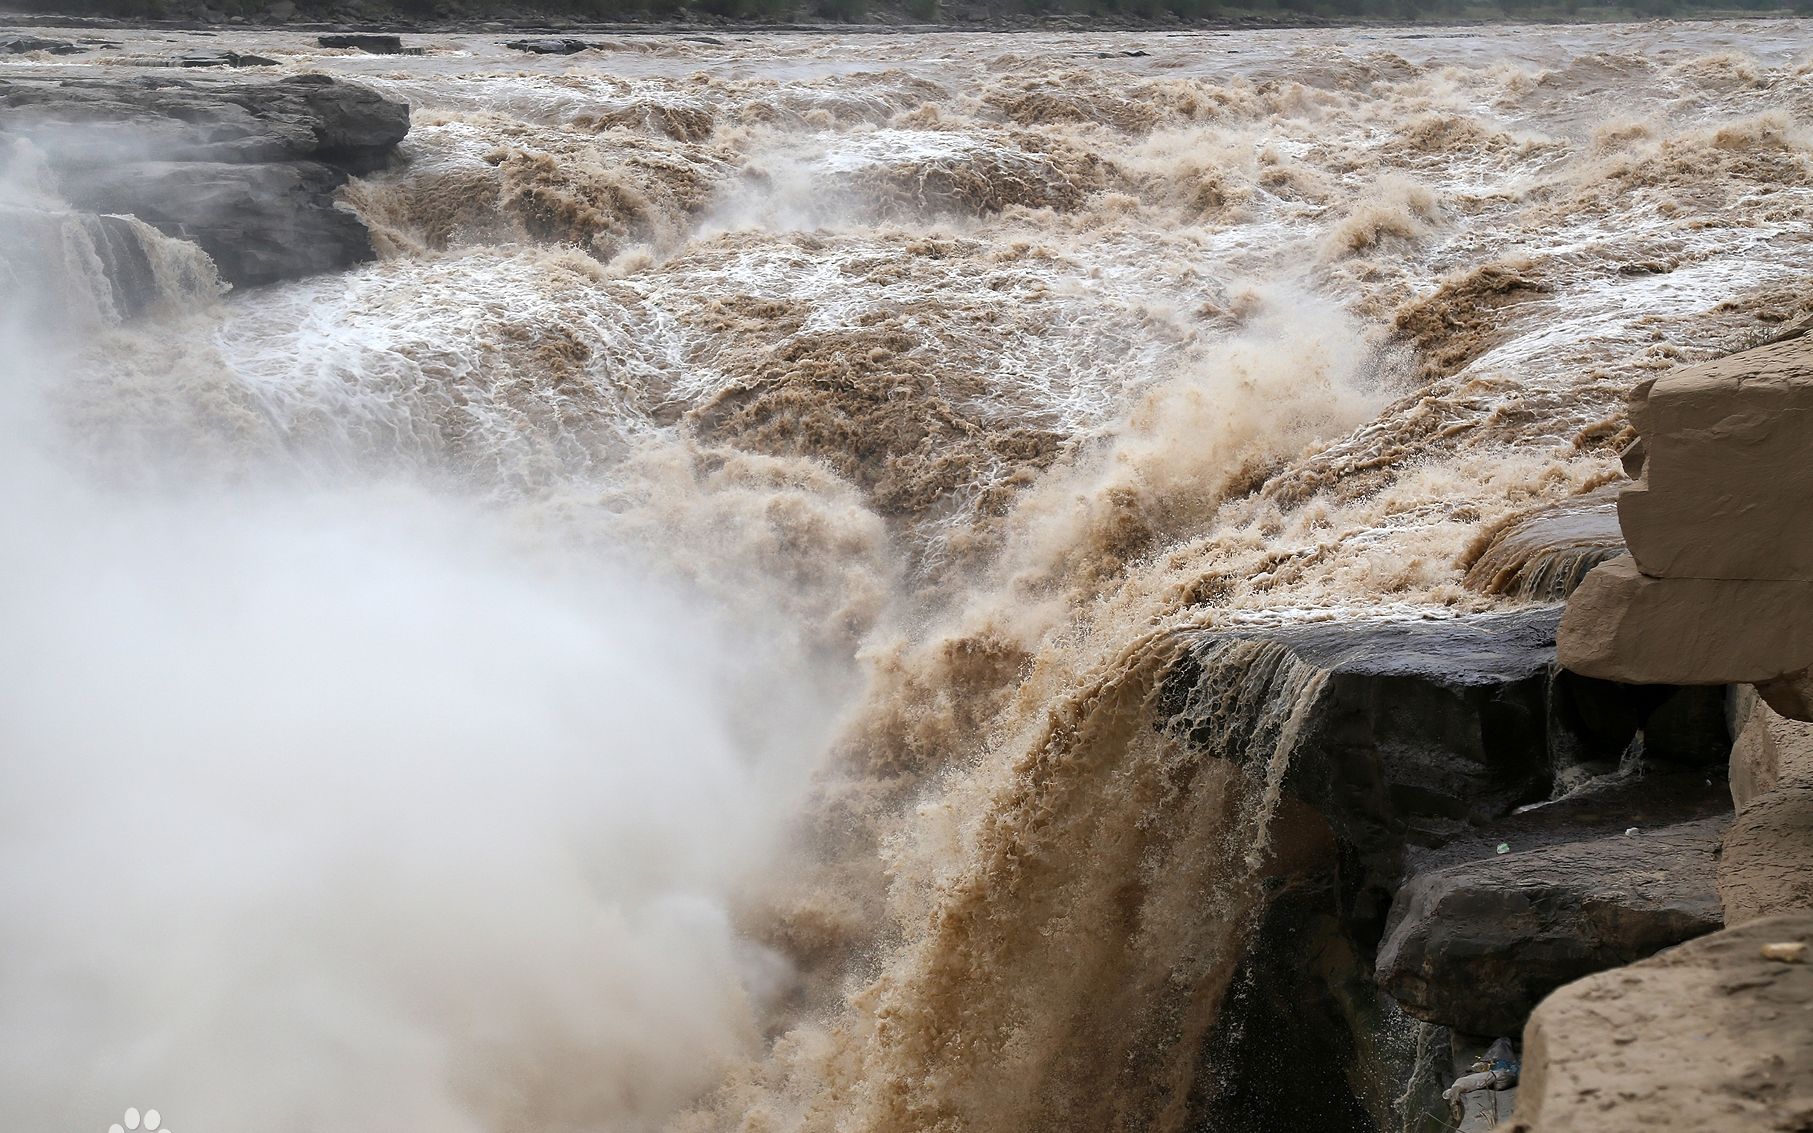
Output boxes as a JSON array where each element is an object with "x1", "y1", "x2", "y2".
[{"x1": 2, "y1": 18, "x2": 1811, "y2": 1132}]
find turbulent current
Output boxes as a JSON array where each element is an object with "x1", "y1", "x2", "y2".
[{"x1": 3, "y1": 18, "x2": 1812, "y2": 1133}]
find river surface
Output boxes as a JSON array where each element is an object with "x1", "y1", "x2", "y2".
[{"x1": 2, "y1": 18, "x2": 1810, "y2": 1133}]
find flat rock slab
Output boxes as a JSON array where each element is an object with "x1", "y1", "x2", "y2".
[
  {"x1": 1376, "y1": 818, "x2": 1726, "y2": 1036},
  {"x1": 1509, "y1": 913, "x2": 1813, "y2": 1133},
  {"x1": 1559, "y1": 554, "x2": 1813, "y2": 701},
  {"x1": 504, "y1": 38, "x2": 598, "y2": 54},
  {"x1": 0, "y1": 73, "x2": 409, "y2": 172},
  {"x1": 1214, "y1": 606, "x2": 1561, "y2": 686},
  {"x1": 2, "y1": 35, "x2": 90, "y2": 54},
  {"x1": 0, "y1": 74, "x2": 408, "y2": 291},
  {"x1": 317, "y1": 33, "x2": 406, "y2": 53}
]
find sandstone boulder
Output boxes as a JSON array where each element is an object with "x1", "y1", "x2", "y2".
[
  {"x1": 1507, "y1": 913, "x2": 1813, "y2": 1133},
  {"x1": 1719, "y1": 786, "x2": 1813, "y2": 925},
  {"x1": 1558, "y1": 555, "x2": 1813, "y2": 706},
  {"x1": 1374, "y1": 818, "x2": 1725, "y2": 1036},
  {"x1": 1558, "y1": 338, "x2": 1813, "y2": 720},
  {"x1": 1618, "y1": 336, "x2": 1813, "y2": 582},
  {"x1": 1730, "y1": 685, "x2": 1813, "y2": 809}
]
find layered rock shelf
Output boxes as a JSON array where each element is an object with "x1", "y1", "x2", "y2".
[
  {"x1": 1184, "y1": 326, "x2": 1812, "y2": 1129},
  {"x1": 0, "y1": 73, "x2": 409, "y2": 296},
  {"x1": 1503, "y1": 336, "x2": 1813, "y2": 1133},
  {"x1": 1375, "y1": 818, "x2": 1726, "y2": 1036},
  {"x1": 1560, "y1": 335, "x2": 1813, "y2": 720},
  {"x1": 1164, "y1": 609, "x2": 1737, "y2": 1132}
]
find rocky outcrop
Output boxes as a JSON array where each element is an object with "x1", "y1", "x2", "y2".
[
  {"x1": 1559, "y1": 337, "x2": 1813, "y2": 721},
  {"x1": 1560, "y1": 556, "x2": 1813, "y2": 703},
  {"x1": 1617, "y1": 339, "x2": 1813, "y2": 581},
  {"x1": 1731, "y1": 684, "x2": 1813, "y2": 809},
  {"x1": 0, "y1": 73, "x2": 408, "y2": 290},
  {"x1": 1507, "y1": 913, "x2": 1813, "y2": 1133},
  {"x1": 1461, "y1": 484, "x2": 1625, "y2": 601},
  {"x1": 2, "y1": 35, "x2": 92, "y2": 54},
  {"x1": 1167, "y1": 610, "x2": 1734, "y2": 1132},
  {"x1": 1374, "y1": 818, "x2": 1725, "y2": 1036},
  {"x1": 66, "y1": 160, "x2": 374, "y2": 289},
  {"x1": 1171, "y1": 608, "x2": 1729, "y2": 919},
  {"x1": 1719, "y1": 787, "x2": 1813, "y2": 924},
  {"x1": 505, "y1": 37, "x2": 599, "y2": 53},
  {"x1": 317, "y1": 33, "x2": 407, "y2": 53},
  {"x1": 173, "y1": 50, "x2": 280, "y2": 68}
]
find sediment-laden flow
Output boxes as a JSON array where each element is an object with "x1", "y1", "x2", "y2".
[{"x1": 5, "y1": 18, "x2": 1813, "y2": 1133}]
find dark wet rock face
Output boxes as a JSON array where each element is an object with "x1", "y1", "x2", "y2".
[
  {"x1": 317, "y1": 33, "x2": 406, "y2": 54},
  {"x1": 66, "y1": 161, "x2": 377, "y2": 291},
  {"x1": 1169, "y1": 608, "x2": 1570, "y2": 925},
  {"x1": 1164, "y1": 608, "x2": 1735, "y2": 1131},
  {"x1": 1462, "y1": 485, "x2": 1625, "y2": 601},
  {"x1": 1374, "y1": 817, "x2": 1726, "y2": 1036},
  {"x1": 0, "y1": 73, "x2": 409, "y2": 290},
  {"x1": 504, "y1": 38, "x2": 598, "y2": 54},
  {"x1": 177, "y1": 50, "x2": 280, "y2": 68}
]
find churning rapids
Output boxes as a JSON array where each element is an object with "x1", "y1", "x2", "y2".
[{"x1": 3, "y1": 18, "x2": 1812, "y2": 1133}]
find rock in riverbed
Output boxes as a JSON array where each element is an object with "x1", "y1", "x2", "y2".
[
  {"x1": 1508, "y1": 913, "x2": 1813, "y2": 1133},
  {"x1": 0, "y1": 73, "x2": 409, "y2": 290},
  {"x1": 317, "y1": 33, "x2": 406, "y2": 54},
  {"x1": 1560, "y1": 337, "x2": 1813, "y2": 720},
  {"x1": 504, "y1": 38, "x2": 598, "y2": 54},
  {"x1": 1375, "y1": 818, "x2": 1726, "y2": 1036},
  {"x1": 2, "y1": 35, "x2": 91, "y2": 55}
]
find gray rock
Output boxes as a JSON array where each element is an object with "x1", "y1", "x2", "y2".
[
  {"x1": 0, "y1": 73, "x2": 409, "y2": 173},
  {"x1": 504, "y1": 37, "x2": 596, "y2": 54},
  {"x1": 1170, "y1": 608, "x2": 1565, "y2": 901},
  {"x1": 0, "y1": 74, "x2": 408, "y2": 291},
  {"x1": 1, "y1": 36, "x2": 88, "y2": 55},
  {"x1": 64, "y1": 161, "x2": 373, "y2": 289},
  {"x1": 1375, "y1": 818, "x2": 1726, "y2": 1036},
  {"x1": 1167, "y1": 607, "x2": 1730, "y2": 929},
  {"x1": 176, "y1": 50, "x2": 279, "y2": 68},
  {"x1": 317, "y1": 33, "x2": 405, "y2": 54}
]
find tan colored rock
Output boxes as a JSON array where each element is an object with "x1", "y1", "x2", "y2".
[
  {"x1": 1507, "y1": 913, "x2": 1813, "y2": 1133},
  {"x1": 1730, "y1": 686, "x2": 1813, "y2": 810},
  {"x1": 1617, "y1": 336, "x2": 1813, "y2": 582},
  {"x1": 1719, "y1": 786, "x2": 1813, "y2": 925},
  {"x1": 1757, "y1": 668, "x2": 1813, "y2": 722},
  {"x1": 1557, "y1": 555, "x2": 1813, "y2": 695}
]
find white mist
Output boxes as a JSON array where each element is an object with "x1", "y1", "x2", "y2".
[{"x1": 0, "y1": 318, "x2": 832, "y2": 1132}]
